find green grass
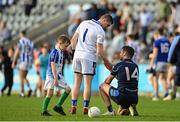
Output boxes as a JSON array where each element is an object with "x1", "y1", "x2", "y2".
[{"x1": 0, "y1": 94, "x2": 180, "y2": 121}]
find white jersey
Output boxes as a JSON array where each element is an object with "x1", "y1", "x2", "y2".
[
  {"x1": 17, "y1": 37, "x2": 34, "y2": 64},
  {"x1": 74, "y1": 19, "x2": 105, "y2": 62}
]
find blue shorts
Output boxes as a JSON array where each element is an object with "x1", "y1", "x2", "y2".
[{"x1": 109, "y1": 86, "x2": 138, "y2": 109}]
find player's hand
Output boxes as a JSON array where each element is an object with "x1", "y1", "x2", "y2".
[{"x1": 54, "y1": 79, "x2": 58, "y2": 86}]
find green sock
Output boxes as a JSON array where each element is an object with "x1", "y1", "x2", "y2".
[
  {"x1": 56, "y1": 91, "x2": 69, "y2": 107},
  {"x1": 42, "y1": 97, "x2": 51, "y2": 112}
]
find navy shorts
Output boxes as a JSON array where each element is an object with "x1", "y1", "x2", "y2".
[{"x1": 109, "y1": 86, "x2": 138, "y2": 109}]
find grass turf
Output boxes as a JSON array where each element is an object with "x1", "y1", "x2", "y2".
[{"x1": 0, "y1": 94, "x2": 180, "y2": 121}]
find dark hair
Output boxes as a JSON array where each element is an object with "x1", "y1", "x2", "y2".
[
  {"x1": 127, "y1": 34, "x2": 135, "y2": 39},
  {"x1": 57, "y1": 35, "x2": 70, "y2": 44},
  {"x1": 100, "y1": 13, "x2": 113, "y2": 25},
  {"x1": 157, "y1": 28, "x2": 164, "y2": 35},
  {"x1": 121, "y1": 46, "x2": 134, "y2": 59},
  {"x1": 20, "y1": 30, "x2": 26, "y2": 35}
]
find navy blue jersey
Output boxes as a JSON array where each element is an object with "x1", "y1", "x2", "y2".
[
  {"x1": 111, "y1": 59, "x2": 139, "y2": 90},
  {"x1": 154, "y1": 37, "x2": 171, "y2": 63}
]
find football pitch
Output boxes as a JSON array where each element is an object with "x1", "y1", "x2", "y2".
[{"x1": 0, "y1": 94, "x2": 180, "y2": 121}]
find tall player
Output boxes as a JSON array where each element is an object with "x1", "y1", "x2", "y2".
[
  {"x1": 12, "y1": 31, "x2": 34, "y2": 97},
  {"x1": 165, "y1": 28, "x2": 180, "y2": 100},
  {"x1": 70, "y1": 14, "x2": 113, "y2": 114},
  {"x1": 149, "y1": 28, "x2": 171, "y2": 100}
]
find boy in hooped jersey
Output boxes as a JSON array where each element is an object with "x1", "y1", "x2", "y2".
[{"x1": 41, "y1": 35, "x2": 71, "y2": 116}]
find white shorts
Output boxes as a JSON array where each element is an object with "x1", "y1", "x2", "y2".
[
  {"x1": 44, "y1": 75, "x2": 69, "y2": 91},
  {"x1": 72, "y1": 58, "x2": 96, "y2": 75},
  {"x1": 19, "y1": 62, "x2": 32, "y2": 71},
  {"x1": 155, "y1": 62, "x2": 169, "y2": 73}
]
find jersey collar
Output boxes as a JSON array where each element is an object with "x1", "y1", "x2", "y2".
[
  {"x1": 55, "y1": 46, "x2": 63, "y2": 53},
  {"x1": 91, "y1": 19, "x2": 101, "y2": 26},
  {"x1": 124, "y1": 59, "x2": 133, "y2": 62}
]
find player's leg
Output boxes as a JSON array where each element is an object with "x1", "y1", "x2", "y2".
[
  {"x1": 99, "y1": 83, "x2": 115, "y2": 115},
  {"x1": 7, "y1": 73, "x2": 13, "y2": 96},
  {"x1": 1, "y1": 71, "x2": 10, "y2": 96},
  {"x1": 174, "y1": 74, "x2": 180, "y2": 100},
  {"x1": 82, "y1": 60, "x2": 96, "y2": 114},
  {"x1": 159, "y1": 72, "x2": 168, "y2": 97},
  {"x1": 71, "y1": 58, "x2": 83, "y2": 114},
  {"x1": 33, "y1": 72, "x2": 41, "y2": 97},
  {"x1": 23, "y1": 70, "x2": 32, "y2": 97},
  {"x1": 41, "y1": 88, "x2": 53, "y2": 116},
  {"x1": 83, "y1": 75, "x2": 93, "y2": 114},
  {"x1": 164, "y1": 66, "x2": 176, "y2": 100},
  {"x1": 19, "y1": 69, "x2": 25, "y2": 97},
  {"x1": 152, "y1": 73, "x2": 159, "y2": 101},
  {"x1": 70, "y1": 73, "x2": 83, "y2": 114},
  {"x1": 54, "y1": 77, "x2": 71, "y2": 116}
]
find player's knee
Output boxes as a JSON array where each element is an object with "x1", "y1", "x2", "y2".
[
  {"x1": 99, "y1": 83, "x2": 105, "y2": 91},
  {"x1": 46, "y1": 89, "x2": 54, "y2": 97}
]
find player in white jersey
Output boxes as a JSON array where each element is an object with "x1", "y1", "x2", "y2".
[
  {"x1": 12, "y1": 31, "x2": 34, "y2": 97},
  {"x1": 70, "y1": 14, "x2": 113, "y2": 114}
]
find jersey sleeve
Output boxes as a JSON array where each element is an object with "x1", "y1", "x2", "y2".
[
  {"x1": 50, "y1": 49, "x2": 58, "y2": 63},
  {"x1": 17, "y1": 40, "x2": 21, "y2": 49},
  {"x1": 75, "y1": 22, "x2": 84, "y2": 34},
  {"x1": 111, "y1": 63, "x2": 121, "y2": 76},
  {"x1": 154, "y1": 40, "x2": 159, "y2": 48},
  {"x1": 97, "y1": 30, "x2": 105, "y2": 44}
]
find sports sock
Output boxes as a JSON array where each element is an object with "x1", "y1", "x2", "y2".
[
  {"x1": 42, "y1": 97, "x2": 51, "y2": 112},
  {"x1": 72, "y1": 99, "x2": 77, "y2": 107},
  {"x1": 107, "y1": 105, "x2": 113, "y2": 112},
  {"x1": 56, "y1": 91, "x2": 69, "y2": 107},
  {"x1": 154, "y1": 91, "x2": 159, "y2": 98},
  {"x1": 83, "y1": 100, "x2": 90, "y2": 108}
]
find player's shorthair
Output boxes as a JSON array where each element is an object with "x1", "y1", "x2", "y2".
[
  {"x1": 57, "y1": 35, "x2": 70, "y2": 44},
  {"x1": 100, "y1": 14, "x2": 113, "y2": 24},
  {"x1": 122, "y1": 46, "x2": 135, "y2": 59}
]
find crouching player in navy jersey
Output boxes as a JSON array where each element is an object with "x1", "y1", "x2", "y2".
[
  {"x1": 41, "y1": 35, "x2": 71, "y2": 116},
  {"x1": 99, "y1": 46, "x2": 139, "y2": 116}
]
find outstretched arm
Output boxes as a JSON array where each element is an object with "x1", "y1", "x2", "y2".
[
  {"x1": 70, "y1": 32, "x2": 79, "y2": 50},
  {"x1": 97, "y1": 43, "x2": 112, "y2": 71}
]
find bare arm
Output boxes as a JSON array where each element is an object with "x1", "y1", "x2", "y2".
[
  {"x1": 104, "y1": 74, "x2": 115, "y2": 85},
  {"x1": 97, "y1": 43, "x2": 112, "y2": 70},
  {"x1": 149, "y1": 47, "x2": 158, "y2": 68},
  {"x1": 12, "y1": 47, "x2": 20, "y2": 68},
  {"x1": 70, "y1": 32, "x2": 79, "y2": 50}
]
